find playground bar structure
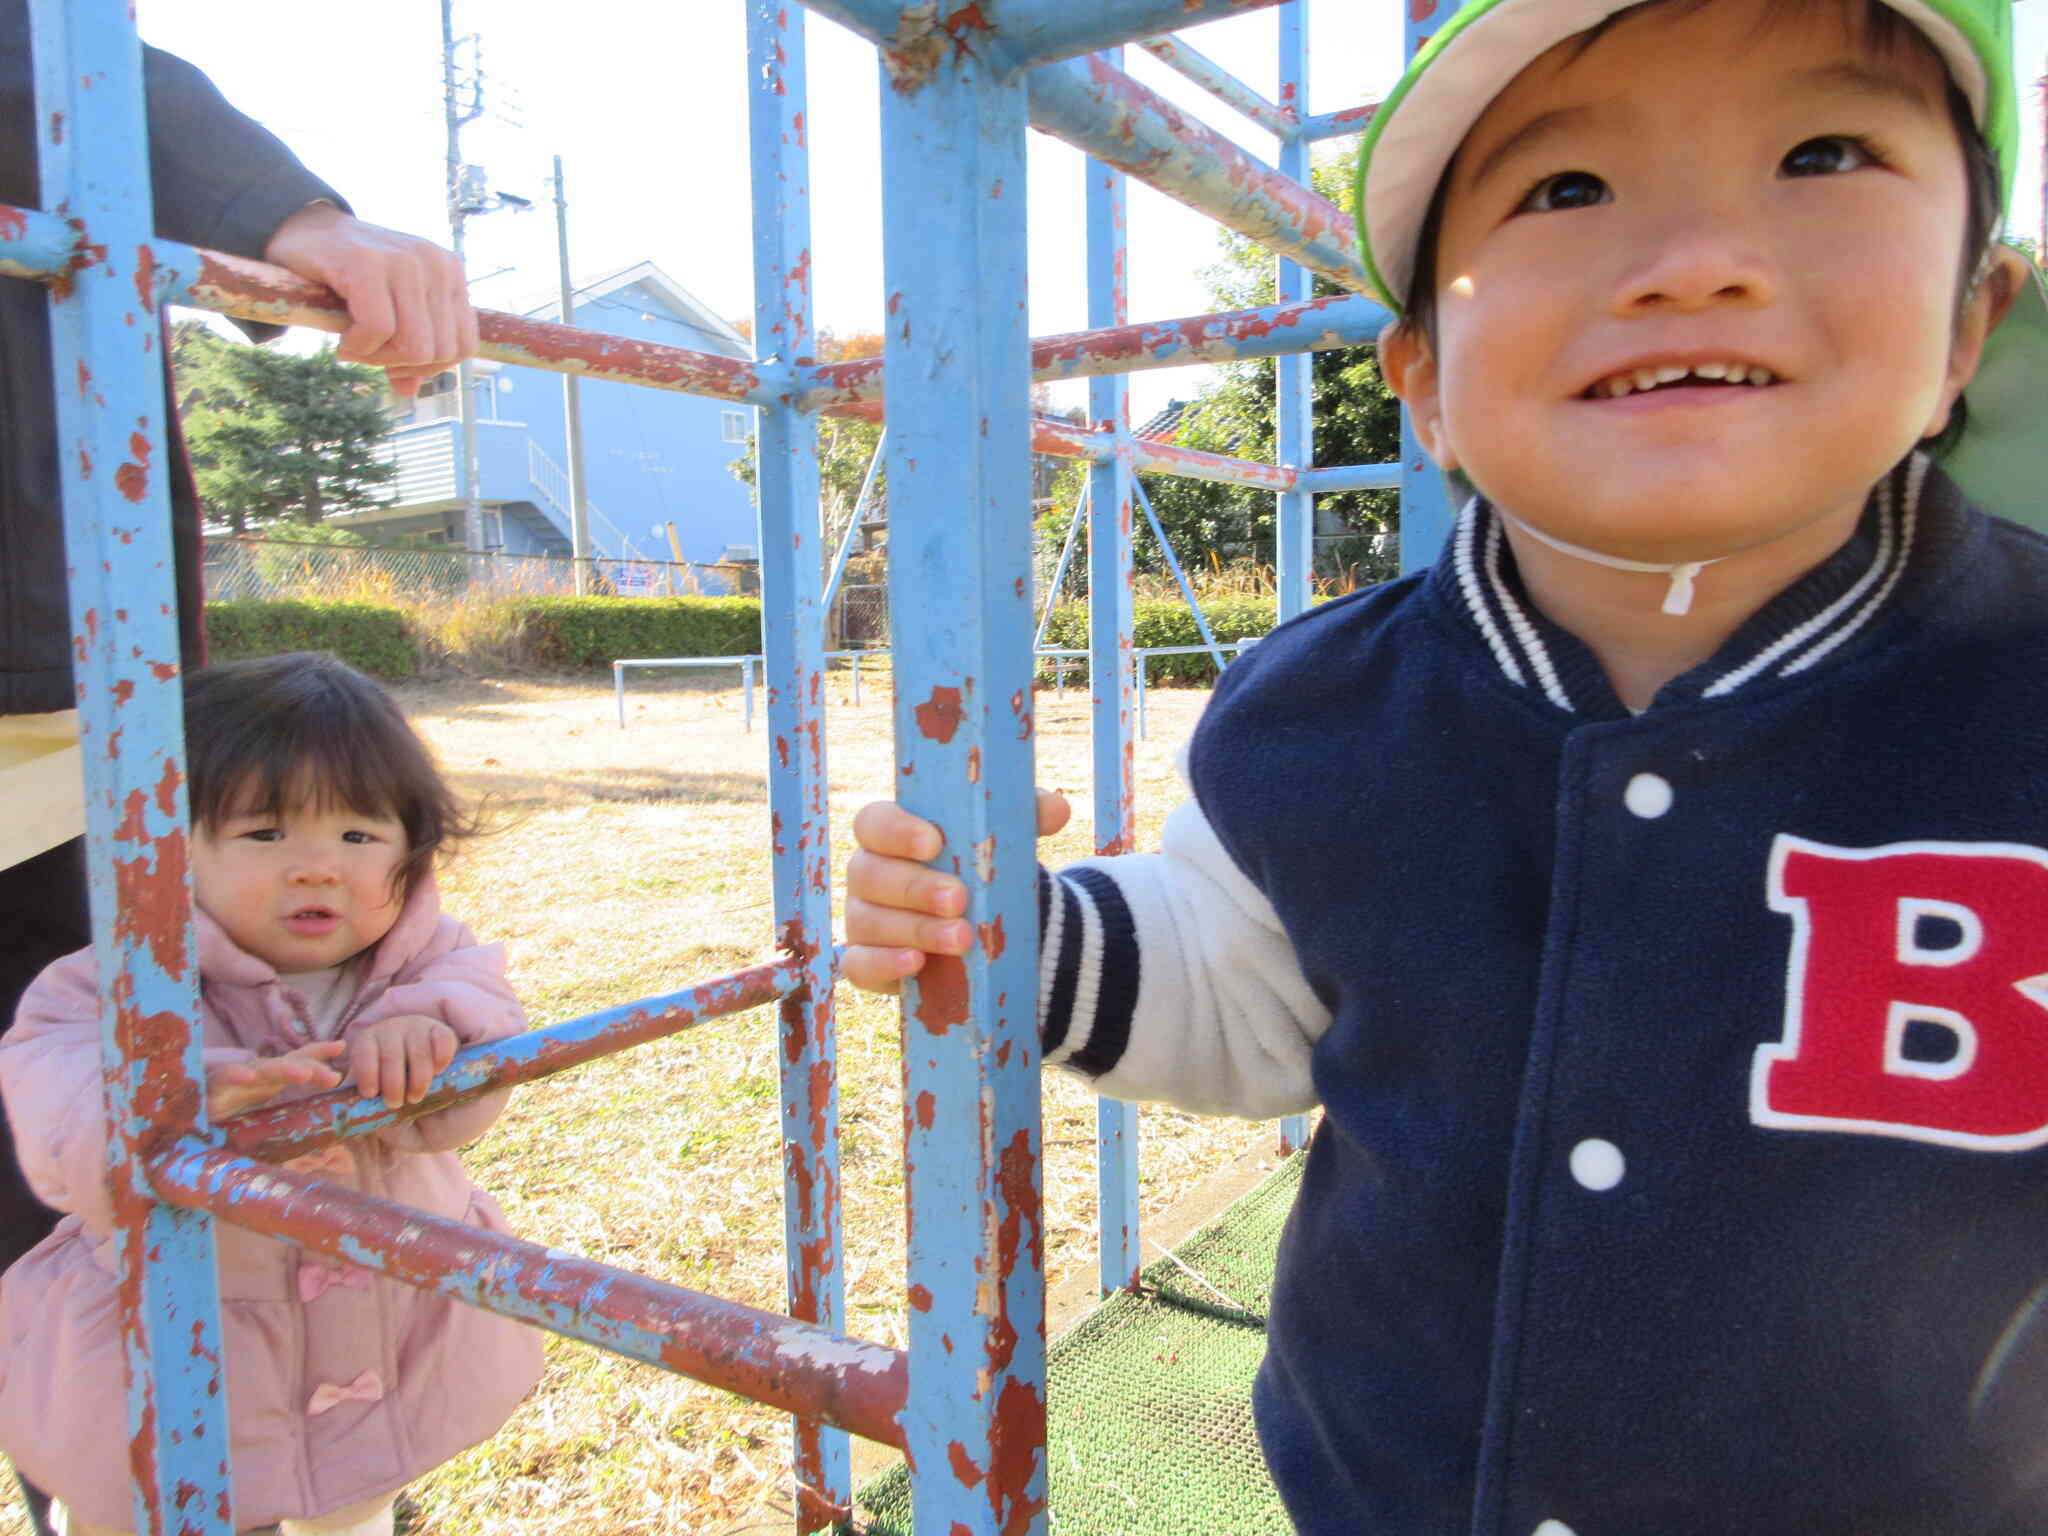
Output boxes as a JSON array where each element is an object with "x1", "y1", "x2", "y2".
[{"x1": 8, "y1": 0, "x2": 1438, "y2": 1529}]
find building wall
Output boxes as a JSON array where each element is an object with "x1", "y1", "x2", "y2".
[{"x1": 391, "y1": 277, "x2": 762, "y2": 573}]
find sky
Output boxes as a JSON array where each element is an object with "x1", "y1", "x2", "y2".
[{"x1": 139, "y1": 0, "x2": 2048, "y2": 422}]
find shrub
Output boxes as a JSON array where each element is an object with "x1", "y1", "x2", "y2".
[
  {"x1": 1038, "y1": 596, "x2": 1281, "y2": 686},
  {"x1": 487, "y1": 596, "x2": 764, "y2": 669},
  {"x1": 204, "y1": 601, "x2": 417, "y2": 677}
]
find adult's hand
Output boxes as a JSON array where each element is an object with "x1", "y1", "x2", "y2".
[{"x1": 262, "y1": 202, "x2": 477, "y2": 397}]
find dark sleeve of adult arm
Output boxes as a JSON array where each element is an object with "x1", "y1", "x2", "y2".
[{"x1": 0, "y1": 4, "x2": 350, "y2": 290}]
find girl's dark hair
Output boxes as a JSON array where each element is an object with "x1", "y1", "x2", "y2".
[
  {"x1": 183, "y1": 651, "x2": 472, "y2": 896},
  {"x1": 1399, "y1": 0, "x2": 2005, "y2": 444}
]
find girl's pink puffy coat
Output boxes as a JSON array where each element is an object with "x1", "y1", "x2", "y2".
[{"x1": 0, "y1": 880, "x2": 543, "y2": 1531}]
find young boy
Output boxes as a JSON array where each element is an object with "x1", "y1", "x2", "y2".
[{"x1": 847, "y1": 0, "x2": 2048, "y2": 1530}]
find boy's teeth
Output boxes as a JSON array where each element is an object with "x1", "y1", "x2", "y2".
[{"x1": 1596, "y1": 362, "x2": 1772, "y2": 396}]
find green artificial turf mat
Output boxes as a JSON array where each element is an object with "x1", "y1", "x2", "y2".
[{"x1": 858, "y1": 1152, "x2": 1305, "y2": 1534}]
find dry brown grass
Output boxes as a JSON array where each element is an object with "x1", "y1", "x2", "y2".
[{"x1": 1, "y1": 670, "x2": 1279, "y2": 1536}]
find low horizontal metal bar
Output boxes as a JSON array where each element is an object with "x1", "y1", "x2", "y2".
[
  {"x1": 1297, "y1": 461, "x2": 1403, "y2": 493},
  {"x1": 1299, "y1": 102, "x2": 1379, "y2": 142},
  {"x1": 1025, "y1": 55, "x2": 1368, "y2": 296},
  {"x1": 800, "y1": 291, "x2": 1386, "y2": 410},
  {"x1": 150, "y1": 1146, "x2": 909, "y2": 1448},
  {"x1": 225, "y1": 956, "x2": 805, "y2": 1163},
  {"x1": 1138, "y1": 35, "x2": 1293, "y2": 138}
]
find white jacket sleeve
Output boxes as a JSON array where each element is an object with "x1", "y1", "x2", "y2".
[{"x1": 1039, "y1": 795, "x2": 1331, "y2": 1118}]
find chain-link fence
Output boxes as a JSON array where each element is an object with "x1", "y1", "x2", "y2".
[{"x1": 202, "y1": 536, "x2": 755, "y2": 605}]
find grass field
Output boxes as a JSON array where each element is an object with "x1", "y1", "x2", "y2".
[{"x1": 2, "y1": 670, "x2": 1281, "y2": 1535}]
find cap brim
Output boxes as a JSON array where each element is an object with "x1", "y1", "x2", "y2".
[
  {"x1": 1358, "y1": 0, "x2": 2014, "y2": 315},
  {"x1": 1940, "y1": 254, "x2": 2048, "y2": 534}
]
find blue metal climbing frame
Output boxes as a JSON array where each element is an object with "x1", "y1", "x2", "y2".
[{"x1": 1, "y1": 0, "x2": 1444, "y2": 1530}]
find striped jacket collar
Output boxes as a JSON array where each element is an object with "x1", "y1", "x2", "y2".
[{"x1": 1433, "y1": 454, "x2": 1963, "y2": 719}]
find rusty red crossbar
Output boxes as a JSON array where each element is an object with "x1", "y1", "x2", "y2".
[
  {"x1": 148, "y1": 1145, "x2": 911, "y2": 1450},
  {"x1": 186, "y1": 247, "x2": 776, "y2": 404},
  {"x1": 222, "y1": 956, "x2": 807, "y2": 1164},
  {"x1": 799, "y1": 290, "x2": 1384, "y2": 410}
]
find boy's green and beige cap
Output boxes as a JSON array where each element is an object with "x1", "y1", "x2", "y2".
[{"x1": 1353, "y1": 0, "x2": 2045, "y2": 528}]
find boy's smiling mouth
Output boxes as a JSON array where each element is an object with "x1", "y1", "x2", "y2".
[
  {"x1": 1583, "y1": 360, "x2": 1782, "y2": 400},
  {"x1": 284, "y1": 905, "x2": 340, "y2": 934}
]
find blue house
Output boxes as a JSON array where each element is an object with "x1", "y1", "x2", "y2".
[{"x1": 335, "y1": 262, "x2": 761, "y2": 580}]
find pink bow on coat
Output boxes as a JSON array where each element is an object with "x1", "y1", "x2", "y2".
[{"x1": 306, "y1": 1369, "x2": 385, "y2": 1417}]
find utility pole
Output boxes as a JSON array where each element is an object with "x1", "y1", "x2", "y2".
[
  {"x1": 553, "y1": 155, "x2": 593, "y2": 595},
  {"x1": 442, "y1": 0, "x2": 486, "y2": 564}
]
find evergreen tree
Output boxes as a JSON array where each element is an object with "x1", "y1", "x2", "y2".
[
  {"x1": 1112, "y1": 146, "x2": 1402, "y2": 589},
  {"x1": 172, "y1": 321, "x2": 396, "y2": 532}
]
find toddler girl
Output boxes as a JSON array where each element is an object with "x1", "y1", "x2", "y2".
[{"x1": 0, "y1": 651, "x2": 542, "y2": 1536}]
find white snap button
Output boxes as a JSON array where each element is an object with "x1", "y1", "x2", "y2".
[
  {"x1": 1534, "y1": 1522, "x2": 1578, "y2": 1536},
  {"x1": 1624, "y1": 772, "x2": 1673, "y2": 818},
  {"x1": 1569, "y1": 1139, "x2": 1625, "y2": 1192}
]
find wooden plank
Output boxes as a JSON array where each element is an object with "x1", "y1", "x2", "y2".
[{"x1": 0, "y1": 710, "x2": 82, "y2": 869}]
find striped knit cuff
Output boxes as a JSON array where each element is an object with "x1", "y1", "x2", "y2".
[{"x1": 1038, "y1": 864, "x2": 1140, "y2": 1078}]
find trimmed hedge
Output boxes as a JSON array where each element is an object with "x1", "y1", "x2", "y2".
[
  {"x1": 1039, "y1": 597, "x2": 1281, "y2": 686},
  {"x1": 489, "y1": 596, "x2": 763, "y2": 669},
  {"x1": 205, "y1": 601, "x2": 417, "y2": 678}
]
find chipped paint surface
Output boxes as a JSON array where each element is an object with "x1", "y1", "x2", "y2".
[
  {"x1": 1026, "y1": 52, "x2": 1369, "y2": 298},
  {"x1": 148, "y1": 1147, "x2": 910, "y2": 1449},
  {"x1": 746, "y1": 5, "x2": 851, "y2": 1524},
  {"x1": 228, "y1": 958, "x2": 804, "y2": 1162},
  {"x1": 37, "y1": 2, "x2": 229, "y2": 1525},
  {"x1": 880, "y1": 37, "x2": 1047, "y2": 1534},
  {"x1": 1085, "y1": 119, "x2": 1147, "y2": 1300},
  {"x1": 916, "y1": 685, "x2": 965, "y2": 743},
  {"x1": 794, "y1": 289, "x2": 1384, "y2": 411},
  {"x1": 1138, "y1": 32, "x2": 1294, "y2": 137}
]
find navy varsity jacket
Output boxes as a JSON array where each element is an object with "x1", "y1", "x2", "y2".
[{"x1": 1040, "y1": 455, "x2": 2048, "y2": 1535}]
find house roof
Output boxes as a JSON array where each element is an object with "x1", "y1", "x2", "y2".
[
  {"x1": 1133, "y1": 398, "x2": 1191, "y2": 444},
  {"x1": 517, "y1": 261, "x2": 751, "y2": 358}
]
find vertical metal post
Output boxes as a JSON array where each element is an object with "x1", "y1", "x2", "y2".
[
  {"x1": 1273, "y1": 1, "x2": 1313, "y2": 624},
  {"x1": 1397, "y1": 0, "x2": 1454, "y2": 575},
  {"x1": 1087, "y1": 50, "x2": 1143, "y2": 1298},
  {"x1": 879, "y1": 25, "x2": 1049, "y2": 1534},
  {"x1": 553, "y1": 155, "x2": 593, "y2": 595},
  {"x1": 32, "y1": 2, "x2": 229, "y2": 1529},
  {"x1": 1274, "y1": 3, "x2": 1313, "y2": 1156},
  {"x1": 745, "y1": 6, "x2": 847, "y2": 1528}
]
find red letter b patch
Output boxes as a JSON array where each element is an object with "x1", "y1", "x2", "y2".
[{"x1": 1755, "y1": 837, "x2": 2048, "y2": 1148}]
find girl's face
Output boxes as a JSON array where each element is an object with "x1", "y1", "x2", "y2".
[{"x1": 192, "y1": 791, "x2": 409, "y2": 974}]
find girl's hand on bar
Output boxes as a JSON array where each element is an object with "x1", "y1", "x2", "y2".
[
  {"x1": 347, "y1": 1014, "x2": 460, "y2": 1105},
  {"x1": 843, "y1": 790, "x2": 1071, "y2": 994},
  {"x1": 206, "y1": 1040, "x2": 347, "y2": 1120}
]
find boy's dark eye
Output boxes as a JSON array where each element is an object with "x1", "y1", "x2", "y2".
[
  {"x1": 1517, "y1": 170, "x2": 1610, "y2": 215},
  {"x1": 342, "y1": 829, "x2": 377, "y2": 844},
  {"x1": 1781, "y1": 136, "x2": 1873, "y2": 178},
  {"x1": 243, "y1": 828, "x2": 280, "y2": 843}
]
